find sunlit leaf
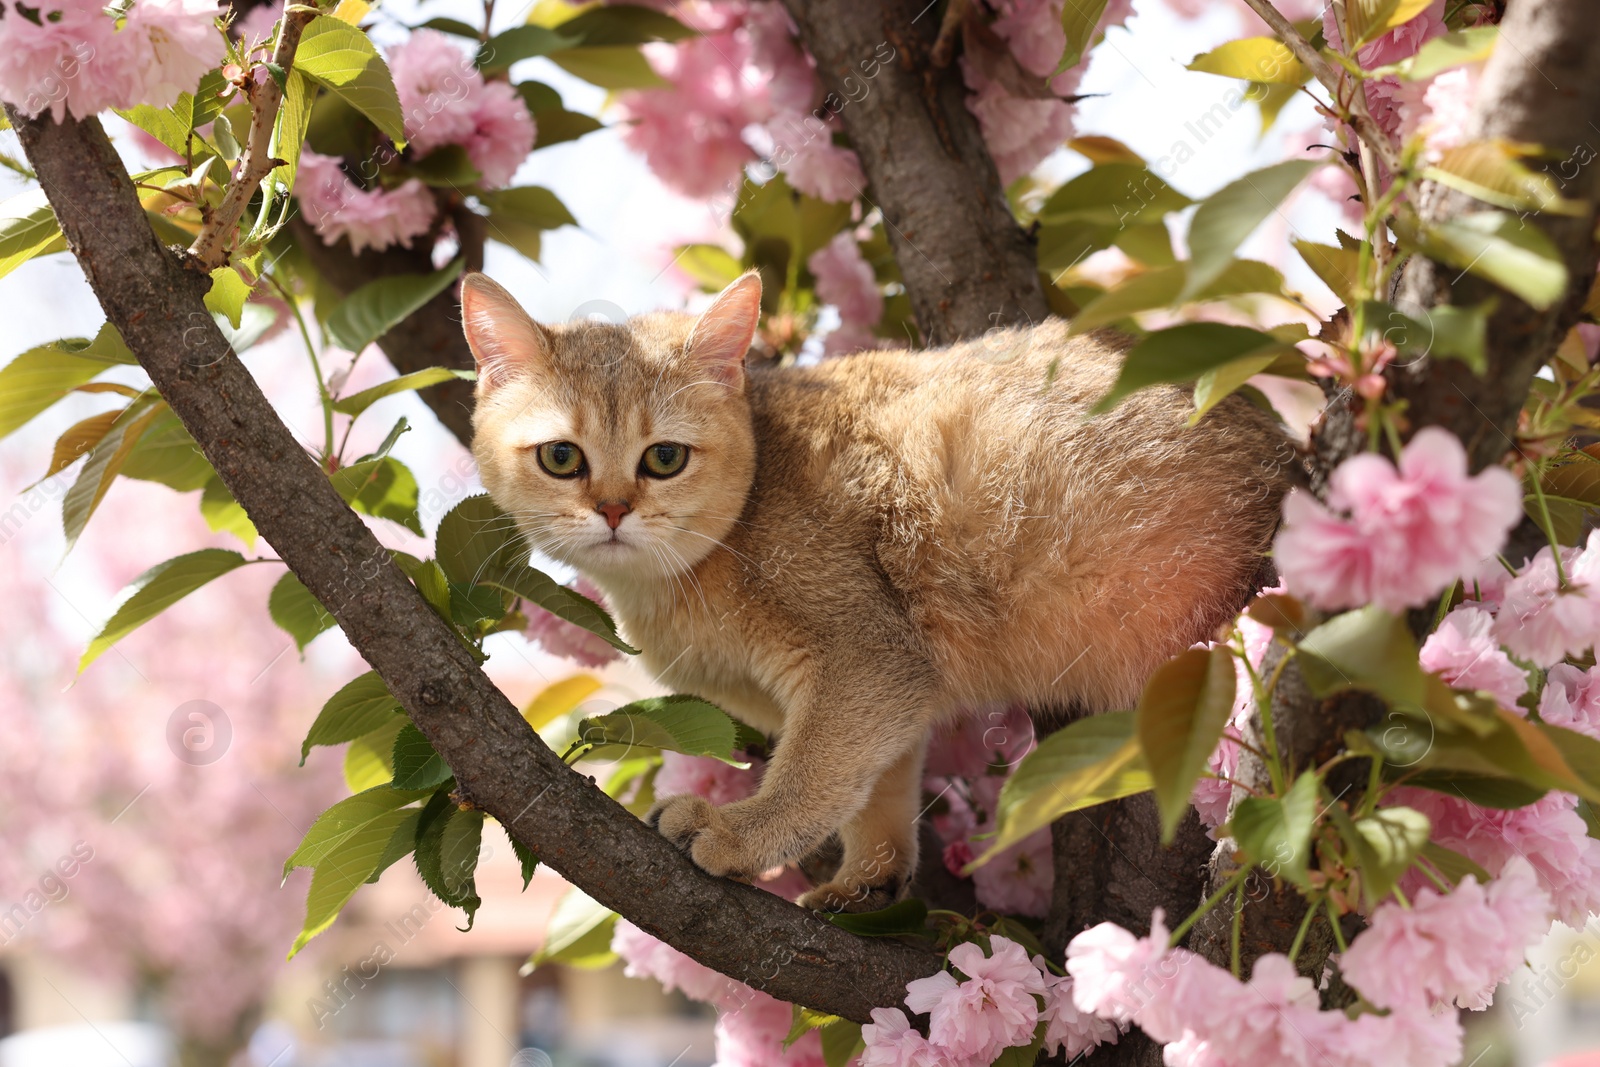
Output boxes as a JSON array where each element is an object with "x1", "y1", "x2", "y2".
[
  {"x1": 1424, "y1": 140, "x2": 1584, "y2": 217},
  {"x1": 575, "y1": 695, "x2": 743, "y2": 763},
  {"x1": 1187, "y1": 37, "x2": 1306, "y2": 83},
  {"x1": 1092, "y1": 323, "x2": 1291, "y2": 413},
  {"x1": 332, "y1": 366, "x2": 475, "y2": 417},
  {"x1": 1226, "y1": 770, "x2": 1319, "y2": 886},
  {"x1": 79, "y1": 549, "x2": 247, "y2": 672},
  {"x1": 325, "y1": 260, "x2": 464, "y2": 353},
  {"x1": 302, "y1": 671, "x2": 403, "y2": 761},
  {"x1": 295, "y1": 16, "x2": 408, "y2": 146},
  {"x1": 1181, "y1": 159, "x2": 1320, "y2": 301},
  {"x1": 1136, "y1": 647, "x2": 1237, "y2": 841}
]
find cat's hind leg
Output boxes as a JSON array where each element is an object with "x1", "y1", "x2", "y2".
[{"x1": 794, "y1": 744, "x2": 923, "y2": 912}]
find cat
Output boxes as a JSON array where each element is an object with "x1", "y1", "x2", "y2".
[{"x1": 462, "y1": 270, "x2": 1297, "y2": 911}]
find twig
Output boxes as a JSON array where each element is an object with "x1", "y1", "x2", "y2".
[
  {"x1": 1238, "y1": 0, "x2": 1405, "y2": 179},
  {"x1": 186, "y1": 7, "x2": 317, "y2": 271},
  {"x1": 929, "y1": 0, "x2": 968, "y2": 70}
]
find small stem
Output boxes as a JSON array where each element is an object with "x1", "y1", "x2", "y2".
[
  {"x1": 267, "y1": 272, "x2": 335, "y2": 460},
  {"x1": 1256, "y1": 651, "x2": 1292, "y2": 794},
  {"x1": 1168, "y1": 867, "x2": 1250, "y2": 946},
  {"x1": 1326, "y1": 898, "x2": 1349, "y2": 953},
  {"x1": 1230, "y1": 879, "x2": 1246, "y2": 977},
  {"x1": 1390, "y1": 883, "x2": 1411, "y2": 909},
  {"x1": 1287, "y1": 902, "x2": 1319, "y2": 963},
  {"x1": 1527, "y1": 461, "x2": 1569, "y2": 587},
  {"x1": 1220, "y1": 729, "x2": 1271, "y2": 765},
  {"x1": 1238, "y1": 0, "x2": 1406, "y2": 177},
  {"x1": 187, "y1": 8, "x2": 317, "y2": 271},
  {"x1": 1413, "y1": 856, "x2": 1452, "y2": 893}
]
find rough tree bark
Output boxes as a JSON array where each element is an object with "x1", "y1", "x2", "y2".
[
  {"x1": 781, "y1": 0, "x2": 1050, "y2": 344},
  {"x1": 8, "y1": 105, "x2": 940, "y2": 1024}
]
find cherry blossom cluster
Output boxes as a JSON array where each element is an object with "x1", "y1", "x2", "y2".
[
  {"x1": 859, "y1": 936, "x2": 1116, "y2": 1066},
  {"x1": 523, "y1": 575, "x2": 627, "y2": 668},
  {"x1": 297, "y1": 30, "x2": 535, "y2": 254},
  {"x1": 807, "y1": 231, "x2": 886, "y2": 357},
  {"x1": 1273, "y1": 428, "x2": 1524, "y2": 613},
  {"x1": 0, "y1": 0, "x2": 224, "y2": 122}
]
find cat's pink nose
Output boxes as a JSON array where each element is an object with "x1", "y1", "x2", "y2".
[{"x1": 596, "y1": 500, "x2": 631, "y2": 529}]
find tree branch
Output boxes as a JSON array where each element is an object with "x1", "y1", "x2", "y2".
[
  {"x1": 781, "y1": 0, "x2": 1048, "y2": 342},
  {"x1": 10, "y1": 105, "x2": 940, "y2": 1024},
  {"x1": 188, "y1": 8, "x2": 317, "y2": 272}
]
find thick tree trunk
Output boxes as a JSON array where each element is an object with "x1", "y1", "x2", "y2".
[{"x1": 781, "y1": 0, "x2": 1049, "y2": 342}]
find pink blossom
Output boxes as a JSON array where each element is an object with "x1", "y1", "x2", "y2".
[
  {"x1": 655, "y1": 751, "x2": 760, "y2": 806},
  {"x1": 808, "y1": 231, "x2": 882, "y2": 326},
  {"x1": 1344, "y1": 857, "x2": 1551, "y2": 1011},
  {"x1": 821, "y1": 322, "x2": 886, "y2": 359},
  {"x1": 903, "y1": 937, "x2": 1045, "y2": 1063},
  {"x1": 1322, "y1": 1, "x2": 1447, "y2": 146},
  {"x1": 123, "y1": 0, "x2": 228, "y2": 109},
  {"x1": 971, "y1": 826, "x2": 1052, "y2": 917},
  {"x1": 860, "y1": 1008, "x2": 946, "y2": 1067},
  {"x1": 1540, "y1": 664, "x2": 1600, "y2": 741},
  {"x1": 619, "y1": 31, "x2": 766, "y2": 200},
  {"x1": 233, "y1": 0, "x2": 283, "y2": 49},
  {"x1": 1389, "y1": 787, "x2": 1600, "y2": 929},
  {"x1": 296, "y1": 150, "x2": 437, "y2": 255},
  {"x1": 611, "y1": 918, "x2": 745, "y2": 1005},
  {"x1": 1033, "y1": 955, "x2": 1121, "y2": 1059},
  {"x1": 1419, "y1": 605, "x2": 1527, "y2": 710},
  {"x1": 1494, "y1": 531, "x2": 1600, "y2": 667},
  {"x1": 744, "y1": 0, "x2": 815, "y2": 114},
  {"x1": 960, "y1": 58, "x2": 1074, "y2": 186},
  {"x1": 0, "y1": 0, "x2": 224, "y2": 122},
  {"x1": 1412, "y1": 64, "x2": 1483, "y2": 156},
  {"x1": 388, "y1": 30, "x2": 534, "y2": 188},
  {"x1": 782, "y1": 134, "x2": 866, "y2": 203},
  {"x1": 523, "y1": 575, "x2": 623, "y2": 668},
  {"x1": 715, "y1": 990, "x2": 826, "y2": 1067},
  {"x1": 1065, "y1": 910, "x2": 1174, "y2": 1024},
  {"x1": 1274, "y1": 428, "x2": 1523, "y2": 613}
]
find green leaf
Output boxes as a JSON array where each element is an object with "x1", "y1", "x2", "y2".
[
  {"x1": 407, "y1": 144, "x2": 481, "y2": 187},
  {"x1": 43, "y1": 409, "x2": 123, "y2": 481},
  {"x1": 1418, "y1": 841, "x2": 1490, "y2": 885},
  {"x1": 1424, "y1": 140, "x2": 1584, "y2": 217},
  {"x1": 510, "y1": 833, "x2": 539, "y2": 889},
  {"x1": 269, "y1": 571, "x2": 337, "y2": 652},
  {"x1": 1394, "y1": 25, "x2": 1497, "y2": 80},
  {"x1": 435, "y1": 495, "x2": 637, "y2": 653},
  {"x1": 786, "y1": 1008, "x2": 841, "y2": 1047},
  {"x1": 295, "y1": 16, "x2": 408, "y2": 147},
  {"x1": 271, "y1": 70, "x2": 313, "y2": 189},
  {"x1": 366, "y1": 808, "x2": 423, "y2": 884},
  {"x1": 1136, "y1": 646, "x2": 1237, "y2": 842},
  {"x1": 1192, "y1": 353, "x2": 1281, "y2": 422},
  {"x1": 1056, "y1": 0, "x2": 1110, "y2": 74},
  {"x1": 117, "y1": 99, "x2": 194, "y2": 157},
  {"x1": 325, "y1": 260, "x2": 464, "y2": 353},
  {"x1": 345, "y1": 717, "x2": 407, "y2": 791},
  {"x1": 820, "y1": 1021, "x2": 865, "y2": 1067},
  {"x1": 1293, "y1": 239, "x2": 1360, "y2": 306},
  {"x1": 79, "y1": 548, "x2": 246, "y2": 672},
  {"x1": 0, "y1": 187, "x2": 64, "y2": 281},
  {"x1": 1091, "y1": 323, "x2": 1291, "y2": 414},
  {"x1": 1345, "y1": 0, "x2": 1434, "y2": 46},
  {"x1": 478, "y1": 25, "x2": 582, "y2": 72},
  {"x1": 1363, "y1": 299, "x2": 1491, "y2": 374},
  {"x1": 531, "y1": 106, "x2": 603, "y2": 149},
  {"x1": 1227, "y1": 770, "x2": 1319, "y2": 887},
  {"x1": 329, "y1": 456, "x2": 423, "y2": 535},
  {"x1": 553, "y1": 4, "x2": 696, "y2": 46},
  {"x1": 532, "y1": 889, "x2": 617, "y2": 968},
  {"x1": 1187, "y1": 37, "x2": 1307, "y2": 83},
  {"x1": 1297, "y1": 607, "x2": 1425, "y2": 709},
  {"x1": 575, "y1": 695, "x2": 743, "y2": 762},
  {"x1": 821, "y1": 897, "x2": 928, "y2": 935},
  {"x1": 285, "y1": 785, "x2": 424, "y2": 957},
  {"x1": 677, "y1": 243, "x2": 745, "y2": 289},
  {"x1": 547, "y1": 45, "x2": 668, "y2": 89},
  {"x1": 199, "y1": 473, "x2": 257, "y2": 547},
  {"x1": 0, "y1": 338, "x2": 129, "y2": 440},
  {"x1": 118, "y1": 407, "x2": 214, "y2": 492},
  {"x1": 202, "y1": 266, "x2": 251, "y2": 329},
  {"x1": 1352, "y1": 805, "x2": 1431, "y2": 902},
  {"x1": 1038, "y1": 163, "x2": 1192, "y2": 228},
  {"x1": 392, "y1": 721, "x2": 454, "y2": 790},
  {"x1": 1181, "y1": 159, "x2": 1320, "y2": 301},
  {"x1": 1403, "y1": 210, "x2": 1567, "y2": 311},
  {"x1": 992, "y1": 1024, "x2": 1047, "y2": 1067},
  {"x1": 61, "y1": 402, "x2": 162, "y2": 551},
  {"x1": 333, "y1": 366, "x2": 475, "y2": 416},
  {"x1": 302, "y1": 671, "x2": 403, "y2": 762},
  {"x1": 479, "y1": 185, "x2": 578, "y2": 229},
  {"x1": 1069, "y1": 259, "x2": 1287, "y2": 335},
  {"x1": 413, "y1": 790, "x2": 483, "y2": 927},
  {"x1": 974, "y1": 711, "x2": 1151, "y2": 866},
  {"x1": 516, "y1": 80, "x2": 564, "y2": 112},
  {"x1": 417, "y1": 16, "x2": 482, "y2": 37}
]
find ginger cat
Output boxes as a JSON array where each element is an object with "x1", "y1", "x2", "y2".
[{"x1": 462, "y1": 271, "x2": 1295, "y2": 911}]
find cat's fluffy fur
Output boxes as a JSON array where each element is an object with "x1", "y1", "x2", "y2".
[{"x1": 463, "y1": 271, "x2": 1296, "y2": 910}]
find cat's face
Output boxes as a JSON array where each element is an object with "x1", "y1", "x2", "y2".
[{"x1": 463, "y1": 272, "x2": 761, "y2": 585}]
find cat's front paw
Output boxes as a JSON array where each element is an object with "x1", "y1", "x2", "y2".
[{"x1": 647, "y1": 795, "x2": 761, "y2": 880}]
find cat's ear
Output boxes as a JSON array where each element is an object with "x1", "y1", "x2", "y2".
[
  {"x1": 685, "y1": 271, "x2": 762, "y2": 392},
  {"x1": 460, "y1": 272, "x2": 550, "y2": 392}
]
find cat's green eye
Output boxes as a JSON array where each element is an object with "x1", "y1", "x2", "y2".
[
  {"x1": 537, "y1": 441, "x2": 585, "y2": 478},
  {"x1": 640, "y1": 442, "x2": 689, "y2": 478}
]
